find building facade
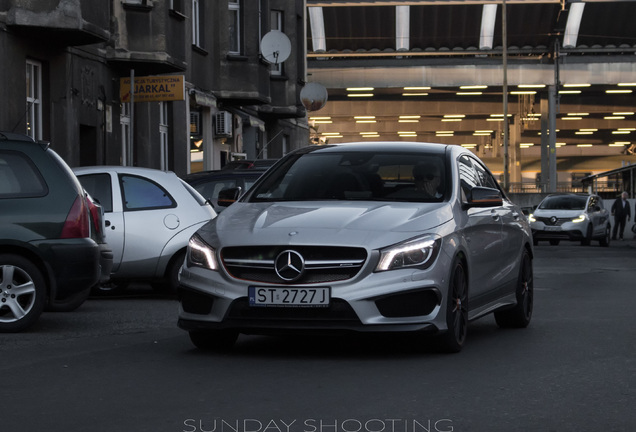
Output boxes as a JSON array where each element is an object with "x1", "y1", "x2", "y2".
[{"x1": 0, "y1": 0, "x2": 309, "y2": 176}]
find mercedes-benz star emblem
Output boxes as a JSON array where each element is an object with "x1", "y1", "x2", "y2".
[{"x1": 275, "y1": 250, "x2": 305, "y2": 282}]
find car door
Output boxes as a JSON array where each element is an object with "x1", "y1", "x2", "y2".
[
  {"x1": 117, "y1": 173, "x2": 179, "y2": 278},
  {"x1": 77, "y1": 172, "x2": 125, "y2": 272},
  {"x1": 472, "y1": 158, "x2": 523, "y2": 289},
  {"x1": 458, "y1": 155, "x2": 504, "y2": 302}
]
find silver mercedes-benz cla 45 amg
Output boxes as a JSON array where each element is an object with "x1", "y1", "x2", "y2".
[{"x1": 178, "y1": 142, "x2": 534, "y2": 352}]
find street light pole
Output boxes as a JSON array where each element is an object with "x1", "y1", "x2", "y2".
[{"x1": 502, "y1": 0, "x2": 510, "y2": 192}]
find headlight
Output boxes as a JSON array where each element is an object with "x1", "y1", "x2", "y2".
[
  {"x1": 187, "y1": 234, "x2": 218, "y2": 270},
  {"x1": 572, "y1": 214, "x2": 587, "y2": 223},
  {"x1": 528, "y1": 214, "x2": 536, "y2": 222},
  {"x1": 376, "y1": 236, "x2": 441, "y2": 272}
]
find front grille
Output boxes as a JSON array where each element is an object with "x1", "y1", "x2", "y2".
[
  {"x1": 221, "y1": 246, "x2": 367, "y2": 284},
  {"x1": 535, "y1": 216, "x2": 568, "y2": 226}
]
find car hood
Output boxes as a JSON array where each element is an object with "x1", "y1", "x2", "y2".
[
  {"x1": 197, "y1": 201, "x2": 453, "y2": 249},
  {"x1": 533, "y1": 208, "x2": 585, "y2": 218}
]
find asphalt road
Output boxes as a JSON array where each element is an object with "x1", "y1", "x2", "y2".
[{"x1": 2, "y1": 241, "x2": 636, "y2": 432}]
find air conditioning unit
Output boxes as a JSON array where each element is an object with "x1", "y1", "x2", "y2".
[{"x1": 215, "y1": 111, "x2": 233, "y2": 137}]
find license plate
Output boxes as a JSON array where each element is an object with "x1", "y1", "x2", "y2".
[
  {"x1": 544, "y1": 226, "x2": 561, "y2": 231},
  {"x1": 248, "y1": 286, "x2": 330, "y2": 307}
]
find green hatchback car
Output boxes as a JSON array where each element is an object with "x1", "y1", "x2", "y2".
[{"x1": 0, "y1": 132, "x2": 108, "y2": 332}]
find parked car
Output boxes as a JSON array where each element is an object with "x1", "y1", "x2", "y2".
[
  {"x1": 178, "y1": 142, "x2": 534, "y2": 352},
  {"x1": 529, "y1": 193, "x2": 611, "y2": 246},
  {"x1": 185, "y1": 169, "x2": 267, "y2": 213},
  {"x1": 73, "y1": 166, "x2": 216, "y2": 294},
  {"x1": 0, "y1": 132, "x2": 108, "y2": 332}
]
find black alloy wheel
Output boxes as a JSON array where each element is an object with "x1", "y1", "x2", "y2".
[{"x1": 439, "y1": 256, "x2": 469, "y2": 353}]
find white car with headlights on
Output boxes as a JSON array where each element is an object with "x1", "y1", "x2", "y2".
[
  {"x1": 529, "y1": 193, "x2": 611, "y2": 247},
  {"x1": 178, "y1": 142, "x2": 534, "y2": 352}
]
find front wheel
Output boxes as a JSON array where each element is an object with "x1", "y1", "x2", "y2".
[
  {"x1": 495, "y1": 249, "x2": 533, "y2": 328},
  {"x1": 0, "y1": 254, "x2": 47, "y2": 332},
  {"x1": 438, "y1": 257, "x2": 468, "y2": 353},
  {"x1": 581, "y1": 225, "x2": 593, "y2": 246},
  {"x1": 599, "y1": 225, "x2": 611, "y2": 247}
]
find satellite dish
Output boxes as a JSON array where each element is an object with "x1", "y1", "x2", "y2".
[
  {"x1": 260, "y1": 30, "x2": 291, "y2": 65},
  {"x1": 301, "y1": 82, "x2": 328, "y2": 112}
]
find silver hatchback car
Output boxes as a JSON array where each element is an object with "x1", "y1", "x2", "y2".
[
  {"x1": 74, "y1": 166, "x2": 216, "y2": 293},
  {"x1": 178, "y1": 142, "x2": 534, "y2": 352}
]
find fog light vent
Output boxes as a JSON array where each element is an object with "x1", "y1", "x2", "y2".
[
  {"x1": 376, "y1": 289, "x2": 440, "y2": 318},
  {"x1": 180, "y1": 290, "x2": 214, "y2": 315}
]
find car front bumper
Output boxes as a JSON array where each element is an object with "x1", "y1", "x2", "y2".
[{"x1": 177, "y1": 259, "x2": 450, "y2": 336}]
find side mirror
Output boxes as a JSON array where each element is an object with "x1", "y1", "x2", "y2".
[
  {"x1": 466, "y1": 186, "x2": 503, "y2": 208},
  {"x1": 217, "y1": 186, "x2": 242, "y2": 208}
]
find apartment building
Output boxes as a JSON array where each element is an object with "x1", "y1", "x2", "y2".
[{"x1": 0, "y1": 0, "x2": 309, "y2": 175}]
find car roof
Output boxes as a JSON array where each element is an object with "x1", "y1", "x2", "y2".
[
  {"x1": 298, "y1": 141, "x2": 450, "y2": 155},
  {"x1": 73, "y1": 166, "x2": 179, "y2": 178}
]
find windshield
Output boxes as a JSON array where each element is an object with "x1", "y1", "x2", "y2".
[
  {"x1": 248, "y1": 151, "x2": 447, "y2": 203},
  {"x1": 539, "y1": 195, "x2": 587, "y2": 210}
]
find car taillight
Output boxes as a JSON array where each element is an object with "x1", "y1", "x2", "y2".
[{"x1": 60, "y1": 196, "x2": 90, "y2": 239}]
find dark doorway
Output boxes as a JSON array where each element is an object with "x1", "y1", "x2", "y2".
[{"x1": 80, "y1": 125, "x2": 98, "y2": 166}]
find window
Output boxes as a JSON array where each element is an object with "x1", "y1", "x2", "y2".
[
  {"x1": 270, "y1": 10, "x2": 284, "y2": 75},
  {"x1": 229, "y1": 0, "x2": 241, "y2": 54},
  {"x1": 192, "y1": 0, "x2": 201, "y2": 47},
  {"x1": 120, "y1": 174, "x2": 176, "y2": 211},
  {"x1": 26, "y1": 60, "x2": 42, "y2": 140},
  {"x1": 0, "y1": 151, "x2": 47, "y2": 198},
  {"x1": 77, "y1": 173, "x2": 113, "y2": 212},
  {"x1": 159, "y1": 102, "x2": 169, "y2": 171}
]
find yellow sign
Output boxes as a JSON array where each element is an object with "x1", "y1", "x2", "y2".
[{"x1": 120, "y1": 75, "x2": 185, "y2": 103}]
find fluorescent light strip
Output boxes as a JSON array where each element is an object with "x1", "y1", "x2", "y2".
[
  {"x1": 456, "y1": 92, "x2": 482, "y2": 96},
  {"x1": 511, "y1": 91, "x2": 537, "y2": 95},
  {"x1": 518, "y1": 85, "x2": 545, "y2": 88},
  {"x1": 559, "y1": 90, "x2": 581, "y2": 94},
  {"x1": 563, "y1": 83, "x2": 590, "y2": 88},
  {"x1": 346, "y1": 87, "x2": 374, "y2": 91},
  {"x1": 313, "y1": 121, "x2": 332, "y2": 124},
  {"x1": 577, "y1": 144, "x2": 593, "y2": 147},
  {"x1": 354, "y1": 116, "x2": 375, "y2": 119},
  {"x1": 399, "y1": 119, "x2": 419, "y2": 123},
  {"x1": 443, "y1": 114, "x2": 466, "y2": 118},
  {"x1": 356, "y1": 120, "x2": 377, "y2": 123},
  {"x1": 605, "y1": 116, "x2": 625, "y2": 120},
  {"x1": 614, "y1": 112, "x2": 634, "y2": 115},
  {"x1": 460, "y1": 85, "x2": 487, "y2": 90},
  {"x1": 606, "y1": 90, "x2": 633, "y2": 94},
  {"x1": 403, "y1": 93, "x2": 429, "y2": 96},
  {"x1": 399, "y1": 115, "x2": 421, "y2": 119},
  {"x1": 348, "y1": 93, "x2": 374, "y2": 97},
  {"x1": 404, "y1": 87, "x2": 430, "y2": 90}
]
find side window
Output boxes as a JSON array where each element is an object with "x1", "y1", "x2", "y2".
[
  {"x1": 471, "y1": 158, "x2": 499, "y2": 190},
  {"x1": 78, "y1": 173, "x2": 113, "y2": 212},
  {"x1": 458, "y1": 155, "x2": 477, "y2": 202},
  {"x1": 0, "y1": 150, "x2": 47, "y2": 198},
  {"x1": 120, "y1": 174, "x2": 176, "y2": 211}
]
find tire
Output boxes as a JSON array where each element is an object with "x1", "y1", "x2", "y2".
[
  {"x1": 599, "y1": 225, "x2": 611, "y2": 247},
  {"x1": 91, "y1": 280, "x2": 128, "y2": 296},
  {"x1": 189, "y1": 330, "x2": 238, "y2": 351},
  {"x1": 152, "y1": 250, "x2": 186, "y2": 295},
  {"x1": 495, "y1": 249, "x2": 533, "y2": 328},
  {"x1": 0, "y1": 254, "x2": 47, "y2": 332},
  {"x1": 549, "y1": 239, "x2": 560, "y2": 246},
  {"x1": 438, "y1": 256, "x2": 469, "y2": 353},
  {"x1": 581, "y1": 225, "x2": 592, "y2": 246},
  {"x1": 45, "y1": 287, "x2": 90, "y2": 312}
]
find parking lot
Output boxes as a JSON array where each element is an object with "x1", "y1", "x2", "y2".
[{"x1": 2, "y1": 240, "x2": 636, "y2": 432}]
